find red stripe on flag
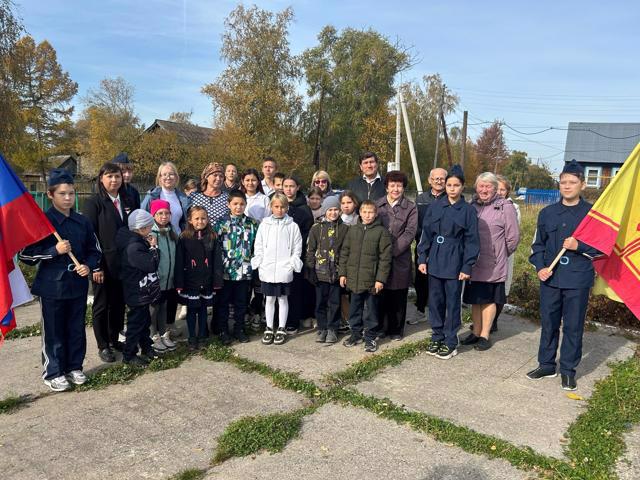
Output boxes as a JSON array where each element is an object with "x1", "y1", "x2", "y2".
[
  {"x1": 588, "y1": 209, "x2": 620, "y2": 229},
  {"x1": 594, "y1": 254, "x2": 640, "y2": 320},
  {"x1": 573, "y1": 214, "x2": 619, "y2": 256},
  {"x1": 0, "y1": 192, "x2": 55, "y2": 259}
]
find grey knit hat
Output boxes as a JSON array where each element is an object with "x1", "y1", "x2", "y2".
[
  {"x1": 322, "y1": 195, "x2": 340, "y2": 211},
  {"x1": 128, "y1": 209, "x2": 155, "y2": 230}
]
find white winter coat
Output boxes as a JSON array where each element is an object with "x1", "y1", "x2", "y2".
[{"x1": 251, "y1": 214, "x2": 303, "y2": 284}]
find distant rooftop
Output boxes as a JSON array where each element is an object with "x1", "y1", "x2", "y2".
[
  {"x1": 145, "y1": 119, "x2": 215, "y2": 144},
  {"x1": 563, "y1": 122, "x2": 640, "y2": 165}
]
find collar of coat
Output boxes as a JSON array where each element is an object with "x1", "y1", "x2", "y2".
[{"x1": 376, "y1": 195, "x2": 411, "y2": 210}]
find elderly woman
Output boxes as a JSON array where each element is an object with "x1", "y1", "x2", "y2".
[
  {"x1": 460, "y1": 172, "x2": 520, "y2": 350},
  {"x1": 141, "y1": 161, "x2": 191, "y2": 233},
  {"x1": 375, "y1": 170, "x2": 418, "y2": 340},
  {"x1": 189, "y1": 162, "x2": 230, "y2": 224}
]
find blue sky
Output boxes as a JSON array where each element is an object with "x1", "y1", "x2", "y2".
[{"x1": 16, "y1": 0, "x2": 640, "y2": 173}]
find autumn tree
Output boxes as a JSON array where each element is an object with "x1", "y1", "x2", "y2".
[
  {"x1": 9, "y1": 35, "x2": 78, "y2": 173},
  {"x1": 503, "y1": 150, "x2": 555, "y2": 190},
  {"x1": 168, "y1": 110, "x2": 194, "y2": 124},
  {"x1": 475, "y1": 121, "x2": 509, "y2": 174}
]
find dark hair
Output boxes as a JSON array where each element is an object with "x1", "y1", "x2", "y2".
[
  {"x1": 227, "y1": 189, "x2": 247, "y2": 203},
  {"x1": 47, "y1": 183, "x2": 75, "y2": 195},
  {"x1": 283, "y1": 175, "x2": 302, "y2": 187},
  {"x1": 359, "y1": 152, "x2": 379, "y2": 165},
  {"x1": 360, "y1": 200, "x2": 377, "y2": 211},
  {"x1": 273, "y1": 172, "x2": 286, "y2": 181},
  {"x1": 384, "y1": 170, "x2": 408, "y2": 188},
  {"x1": 225, "y1": 162, "x2": 237, "y2": 170},
  {"x1": 241, "y1": 168, "x2": 264, "y2": 194},
  {"x1": 559, "y1": 171, "x2": 585, "y2": 182},
  {"x1": 97, "y1": 162, "x2": 127, "y2": 199},
  {"x1": 181, "y1": 205, "x2": 216, "y2": 241},
  {"x1": 307, "y1": 187, "x2": 323, "y2": 199},
  {"x1": 262, "y1": 156, "x2": 277, "y2": 167},
  {"x1": 184, "y1": 178, "x2": 198, "y2": 191},
  {"x1": 339, "y1": 190, "x2": 360, "y2": 209}
]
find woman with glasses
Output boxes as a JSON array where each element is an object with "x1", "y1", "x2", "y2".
[{"x1": 141, "y1": 162, "x2": 191, "y2": 234}]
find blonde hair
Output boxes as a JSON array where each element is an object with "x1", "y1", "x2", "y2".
[
  {"x1": 155, "y1": 162, "x2": 180, "y2": 188},
  {"x1": 270, "y1": 192, "x2": 289, "y2": 210},
  {"x1": 311, "y1": 170, "x2": 332, "y2": 192},
  {"x1": 495, "y1": 174, "x2": 512, "y2": 197}
]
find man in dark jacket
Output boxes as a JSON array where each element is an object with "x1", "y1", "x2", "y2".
[
  {"x1": 115, "y1": 209, "x2": 160, "y2": 366},
  {"x1": 346, "y1": 152, "x2": 386, "y2": 204}
]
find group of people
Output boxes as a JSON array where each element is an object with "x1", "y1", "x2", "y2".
[{"x1": 20, "y1": 150, "x2": 599, "y2": 393}]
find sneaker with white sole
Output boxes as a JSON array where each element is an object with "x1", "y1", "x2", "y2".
[
  {"x1": 274, "y1": 327, "x2": 287, "y2": 345},
  {"x1": 44, "y1": 375, "x2": 71, "y2": 392},
  {"x1": 161, "y1": 331, "x2": 176, "y2": 350},
  {"x1": 66, "y1": 370, "x2": 87, "y2": 385},
  {"x1": 435, "y1": 344, "x2": 458, "y2": 360},
  {"x1": 152, "y1": 335, "x2": 168, "y2": 352}
]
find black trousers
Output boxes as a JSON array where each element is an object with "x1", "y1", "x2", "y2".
[
  {"x1": 348, "y1": 291, "x2": 380, "y2": 342},
  {"x1": 165, "y1": 288, "x2": 178, "y2": 325},
  {"x1": 123, "y1": 305, "x2": 152, "y2": 361},
  {"x1": 287, "y1": 271, "x2": 306, "y2": 329},
  {"x1": 217, "y1": 280, "x2": 251, "y2": 335},
  {"x1": 92, "y1": 274, "x2": 125, "y2": 350},
  {"x1": 379, "y1": 288, "x2": 408, "y2": 336},
  {"x1": 414, "y1": 250, "x2": 428, "y2": 312},
  {"x1": 315, "y1": 282, "x2": 341, "y2": 331}
]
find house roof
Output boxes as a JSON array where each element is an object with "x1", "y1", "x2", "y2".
[
  {"x1": 145, "y1": 119, "x2": 215, "y2": 144},
  {"x1": 563, "y1": 122, "x2": 640, "y2": 165}
]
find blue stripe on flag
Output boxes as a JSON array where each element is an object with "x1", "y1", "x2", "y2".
[{"x1": 0, "y1": 154, "x2": 28, "y2": 207}]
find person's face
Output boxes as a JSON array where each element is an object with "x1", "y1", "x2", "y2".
[
  {"x1": 325, "y1": 207, "x2": 340, "y2": 222},
  {"x1": 359, "y1": 156, "x2": 378, "y2": 178},
  {"x1": 262, "y1": 161, "x2": 276, "y2": 179},
  {"x1": 229, "y1": 197, "x2": 247, "y2": 216},
  {"x1": 159, "y1": 166, "x2": 177, "y2": 189},
  {"x1": 189, "y1": 210, "x2": 209, "y2": 231},
  {"x1": 154, "y1": 208, "x2": 171, "y2": 227},
  {"x1": 341, "y1": 196, "x2": 356, "y2": 215},
  {"x1": 497, "y1": 181, "x2": 510, "y2": 198},
  {"x1": 207, "y1": 171, "x2": 224, "y2": 191},
  {"x1": 314, "y1": 177, "x2": 329, "y2": 192},
  {"x1": 559, "y1": 173, "x2": 585, "y2": 202},
  {"x1": 386, "y1": 181, "x2": 404, "y2": 201},
  {"x1": 282, "y1": 179, "x2": 298, "y2": 199},
  {"x1": 273, "y1": 177, "x2": 284, "y2": 191},
  {"x1": 308, "y1": 194, "x2": 322, "y2": 210},
  {"x1": 184, "y1": 186, "x2": 197, "y2": 196},
  {"x1": 360, "y1": 205, "x2": 376, "y2": 224},
  {"x1": 243, "y1": 174, "x2": 259, "y2": 194},
  {"x1": 225, "y1": 165, "x2": 237, "y2": 182},
  {"x1": 101, "y1": 170, "x2": 122, "y2": 195},
  {"x1": 137, "y1": 225, "x2": 153, "y2": 238},
  {"x1": 48, "y1": 183, "x2": 75, "y2": 212},
  {"x1": 446, "y1": 177, "x2": 463, "y2": 201},
  {"x1": 476, "y1": 180, "x2": 496, "y2": 202},
  {"x1": 429, "y1": 169, "x2": 446, "y2": 194},
  {"x1": 121, "y1": 167, "x2": 133, "y2": 184},
  {"x1": 271, "y1": 200, "x2": 287, "y2": 218}
]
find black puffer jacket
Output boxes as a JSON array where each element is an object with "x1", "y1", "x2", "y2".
[
  {"x1": 115, "y1": 227, "x2": 160, "y2": 307},
  {"x1": 174, "y1": 232, "x2": 224, "y2": 295},
  {"x1": 288, "y1": 190, "x2": 314, "y2": 252}
]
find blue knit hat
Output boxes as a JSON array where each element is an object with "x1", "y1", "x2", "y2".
[{"x1": 562, "y1": 159, "x2": 584, "y2": 177}]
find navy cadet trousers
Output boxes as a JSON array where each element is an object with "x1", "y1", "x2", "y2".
[
  {"x1": 428, "y1": 275, "x2": 463, "y2": 349},
  {"x1": 538, "y1": 283, "x2": 590, "y2": 377}
]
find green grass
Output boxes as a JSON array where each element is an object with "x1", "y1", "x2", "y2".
[
  {"x1": 0, "y1": 395, "x2": 31, "y2": 415},
  {"x1": 167, "y1": 468, "x2": 207, "y2": 480}
]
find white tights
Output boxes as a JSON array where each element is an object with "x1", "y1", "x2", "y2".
[{"x1": 265, "y1": 295, "x2": 289, "y2": 330}]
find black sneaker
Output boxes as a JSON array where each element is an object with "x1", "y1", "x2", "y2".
[
  {"x1": 274, "y1": 327, "x2": 287, "y2": 345},
  {"x1": 124, "y1": 355, "x2": 148, "y2": 367},
  {"x1": 188, "y1": 338, "x2": 199, "y2": 352},
  {"x1": 561, "y1": 374, "x2": 577, "y2": 391},
  {"x1": 364, "y1": 339, "x2": 378, "y2": 353},
  {"x1": 343, "y1": 335, "x2": 361, "y2": 347},
  {"x1": 390, "y1": 334, "x2": 403, "y2": 341},
  {"x1": 460, "y1": 333, "x2": 480, "y2": 345},
  {"x1": 435, "y1": 344, "x2": 458, "y2": 360},
  {"x1": 99, "y1": 348, "x2": 116, "y2": 363},
  {"x1": 526, "y1": 366, "x2": 557, "y2": 380},
  {"x1": 234, "y1": 331, "x2": 250, "y2": 343},
  {"x1": 285, "y1": 326, "x2": 298, "y2": 335},
  {"x1": 111, "y1": 341, "x2": 125, "y2": 352},
  {"x1": 141, "y1": 350, "x2": 159, "y2": 362},
  {"x1": 325, "y1": 330, "x2": 338, "y2": 344},
  {"x1": 427, "y1": 341, "x2": 442, "y2": 356},
  {"x1": 316, "y1": 330, "x2": 327, "y2": 343},
  {"x1": 262, "y1": 328, "x2": 274, "y2": 345},
  {"x1": 218, "y1": 332, "x2": 233, "y2": 346},
  {"x1": 474, "y1": 337, "x2": 492, "y2": 351}
]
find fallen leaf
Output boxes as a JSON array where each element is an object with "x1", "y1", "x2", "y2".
[
  {"x1": 566, "y1": 393, "x2": 584, "y2": 401},
  {"x1": 490, "y1": 445, "x2": 497, "y2": 451}
]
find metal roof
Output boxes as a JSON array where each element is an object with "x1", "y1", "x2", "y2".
[
  {"x1": 563, "y1": 122, "x2": 640, "y2": 165},
  {"x1": 145, "y1": 119, "x2": 215, "y2": 144}
]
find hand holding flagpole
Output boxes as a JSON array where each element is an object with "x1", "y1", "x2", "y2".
[
  {"x1": 547, "y1": 248, "x2": 567, "y2": 273},
  {"x1": 52, "y1": 231, "x2": 90, "y2": 276}
]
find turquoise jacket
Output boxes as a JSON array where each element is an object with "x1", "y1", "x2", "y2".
[{"x1": 151, "y1": 222, "x2": 177, "y2": 290}]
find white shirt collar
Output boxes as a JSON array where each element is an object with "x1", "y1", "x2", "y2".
[{"x1": 363, "y1": 172, "x2": 381, "y2": 184}]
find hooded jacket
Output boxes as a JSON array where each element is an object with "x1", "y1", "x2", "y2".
[
  {"x1": 174, "y1": 231, "x2": 224, "y2": 295},
  {"x1": 305, "y1": 216, "x2": 349, "y2": 284},
  {"x1": 115, "y1": 227, "x2": 160, "y2": 307},
  {"x1": 214, "y1": 213, "x2": 259, "y2": 281},
  {"x1": 150, "y1": 222, "x2": 177, "y2": 290},
  {"x1": 251, "y1": 214, "x2": 303, "y2": 284}
]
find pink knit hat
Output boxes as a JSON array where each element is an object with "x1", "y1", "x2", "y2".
[{"x1": 150, "y1": 199, "x2": 171, "y2": 216}]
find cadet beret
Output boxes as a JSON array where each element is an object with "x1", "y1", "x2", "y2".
[
  {"x1": 562, "y1": 159, "x2": 584, "y2": 176},
  {"x1": 48, "y1": 168, "x2": 74, "y2": 187}
]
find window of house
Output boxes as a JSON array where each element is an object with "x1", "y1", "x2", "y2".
[
  {"x1": 611, "y1": 167, "x2": 621, "y2": 177},
  {"x1": 585, "y1": 166, "x2": 602, "y2": 188}
]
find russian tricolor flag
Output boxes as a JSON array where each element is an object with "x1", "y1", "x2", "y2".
[{"x1": 0, "y1": 155, "x2": 56, "y2": 339}]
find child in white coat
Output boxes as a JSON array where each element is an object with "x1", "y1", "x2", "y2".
[{"x1": 251, "y1": 193, "x2": 303, "y2": 345}]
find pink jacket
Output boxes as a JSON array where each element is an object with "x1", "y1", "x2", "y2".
[{"x1": 469, "y1": 195, "x2": 520, "y2": 283}]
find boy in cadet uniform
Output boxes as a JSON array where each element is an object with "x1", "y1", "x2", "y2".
[
  {"x1": 527, "y1": 159, "x2": 601, "y2": 391},
  {"x1": 112, "y1": 152, "x2": 141, "y2": 210},
  {"x1": 20, "y1": 168, "x2": 102, "y2": 391},
  {"x1": 417, "y1": 165, "x2": 480, "y2": 359}
]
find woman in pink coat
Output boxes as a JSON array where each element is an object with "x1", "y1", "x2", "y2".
[{"x1": 460, "y1": 172, "x2": 520, "y2": 350}]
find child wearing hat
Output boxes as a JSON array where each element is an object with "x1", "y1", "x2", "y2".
[
  {"x1": 527, "y1": 159, "x2": 601, "y2": 391},
  {"x1": 115, "y1": 209, "x2": 161, "y2": 366},
  {"x1": 20, "y1": 169, "x2": 102, "y2": 391},
  {"x1": 417, "y1": 165, "x2": 480, "y2": 360},
  {"x1": 149, "y1": 199, "x2": 178, "y2": 352}
]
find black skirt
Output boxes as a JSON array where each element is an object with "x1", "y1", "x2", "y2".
[
  {"x1": 261, "y1": 282, "x2": 292, "y2": 297},
  {"x1": 463, "y1": 281, "x2": 506, "y2": 305}
]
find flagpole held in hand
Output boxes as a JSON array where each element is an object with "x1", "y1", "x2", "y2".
[
  {"x1": 547, "y1": 248, "x2": 567, "y2": 273},
  {"x1": 52, "y1": 231, "x2": 81, "y2": 269}
]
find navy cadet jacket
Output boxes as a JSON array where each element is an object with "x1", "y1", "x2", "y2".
[
  {"x1": 417, "y1": 195, "x2": 480, "y2": 280},
  {"x1": 529, "y1": 198, "x2": 601, "y2": 289},
  {"x1": 19, "y1": 208, "x2": 102, "y2": 299}
]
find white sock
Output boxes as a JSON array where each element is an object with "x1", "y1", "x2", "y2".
[
  {"x1": 265, "y1": 296, "x2": 276, "y2": 330},
  {"x1": 277, "y1": 296, "x2": 289, "y2": 329}
]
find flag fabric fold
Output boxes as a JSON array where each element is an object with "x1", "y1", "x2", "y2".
[
  {"x1": 572, "y1": 142, "x2": 640, "y2": 320},
  {"x1": 0, "y1": 154, "x2": 56, "y2": 339}
]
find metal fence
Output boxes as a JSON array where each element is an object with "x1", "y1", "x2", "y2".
[{"x1": 524, "y1": 189, "x2": 560, "y2": 205}]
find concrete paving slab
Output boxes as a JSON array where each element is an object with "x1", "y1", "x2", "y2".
[
  {"x1": 617, "y1": 426, "x2": 640, "y2": 480},
  {"x1": 232, "y1": 303, "x2": 431, "y2": 384},
  {"x1": 356, "y1": 314, "x2": 637, "y2": 459},
  {"x1": 205, "y1": 403, "x2": 533, "y2": 480},
  {"x1": 0, "y1": 357, "x2": 304, "y2": 480},
  {"x1": 13, "y1": 300, "x2": 42, "y2": 328}
]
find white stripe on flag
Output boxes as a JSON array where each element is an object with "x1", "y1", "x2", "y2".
[{"x1": 10, "y1": 260, "x2": 33, "y2": 308}]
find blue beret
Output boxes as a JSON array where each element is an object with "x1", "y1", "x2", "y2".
[
  {"x1": 48, "y1": 168, "x2": 74, "y2": 187},
  {"x1": 111, "y1": 152, "x2": 130, "y2": 164},
  {"x1": 447, "y1": 164, "x2": 465, "y2": 184},
  {"x1": 562, "y1": 159, "x2": 584, "y2": 176}
]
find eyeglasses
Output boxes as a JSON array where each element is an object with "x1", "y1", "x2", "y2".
[
  {"x1": 160, "y1": 173, "x2": 176, "y2": 178},
  {"x1": 430, "y1": 177, "x2": 445, "y2": 183},
  {"x1": 314, "y1": 179, "x2": 328, "y2": 184}
]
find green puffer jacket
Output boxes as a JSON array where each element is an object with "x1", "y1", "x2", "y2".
[
  {"x1": 305, "y1": 216, "x2": 349, "y2": 284},
  {"x1": 338, "y1": 217, "x2": 392, "y2": 294}
]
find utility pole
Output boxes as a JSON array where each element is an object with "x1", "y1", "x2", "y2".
[
  {"x1": 394, "y1": 92, "x2": 401, "y2": 171},
  {"x1": 461, "y1": 110, "x2": 468, "y2": 168},
  {"x1": 399, "y1": 89, "x2": 423, "y2": 193},
  {"x1": 312, "y1": 88, "x2": 324, "y2": 171},
  {"x1": 433, "y1": 86, "x2": 444, "y2": 169},
  {"x1": 441, "y1": 109, "x2": 453, "y2": 167}
]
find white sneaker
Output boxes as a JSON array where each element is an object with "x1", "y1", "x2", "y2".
[
  {"x1": 66, "y1": 370, "x2": 87, "y2": 385},
  {"x1": 161, "y1": 331, "x2": 176, "y2": 350},
  {"x1": 152, "y1": 335, "x2": 168, "y2": 352},
  {"x1": 44, "y1": 375, "x2": 71, "y2": 392}
]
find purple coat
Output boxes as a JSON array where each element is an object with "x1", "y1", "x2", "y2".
[
  {"x1": 376, "y1": 196, "x2": 418, "y2": 290},
  {"x1": 469, "y1": 194, "x2": 520, "y2": 283}
]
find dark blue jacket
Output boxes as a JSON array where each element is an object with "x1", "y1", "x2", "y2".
[
  {"x1": 124, "y1": 183, "x2": 141, "y2": 210},
  {"x1": 346, "y1": 175, "x2": 386, "y2": 204},
  {"x1": 529, "y1": 198, "x2": 601, "y2": 289},
  {"x1": 141, "y1": 186, "x2": 191, "y2": 231},
  {"x1": 415, "y1": 190, "x2": 444, "y2": 242},
  {"x1": 417, "y1": 195, "x2": 480, "y2": 279},
  {"x1": 115, "y1": 227, "x2": 161, "y2": 306},
  {"x1": 19, "y1": 208, "x2": 102, "y2": 299}
]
